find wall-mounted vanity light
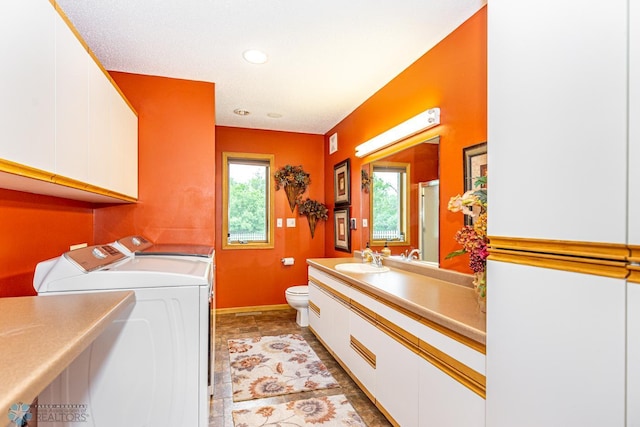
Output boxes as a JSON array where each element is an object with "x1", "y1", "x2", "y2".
[{"x1": 355, "y1": 108, "x2": 440, "y2": 158}]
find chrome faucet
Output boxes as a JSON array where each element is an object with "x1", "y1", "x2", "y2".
[{"x1": 406, "y1": 249, "x2": 421, "y2": 261}]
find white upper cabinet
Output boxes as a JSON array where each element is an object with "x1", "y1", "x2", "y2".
[
  {"x1": 88, "y1": 54, "x2": 138, "y2": 199},
  {"x1": 0, "y1": 0, "x2": 55, "y2": 171},
  {"x1": 55, "y1": 13, "x2": 89, "y2": 183},
  {"x1": 0, "y1": 0, "x2": 137, "y2": 202},
  {"x1": 628, "y1": 1, "x2": 640, "y2": 245},
  {"x1": 88, "y1": 59, "x2": 113, "y2": 191},
  {"x1": 111, "y1": 89, "x2": 138, "y2": 198},
  {"x1": 488, "y1": 0, "x2": 628, "y2": 244}
]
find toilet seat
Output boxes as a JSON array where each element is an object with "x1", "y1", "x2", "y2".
[{"x1": 286, "y1": 285, "x2": 308, "y2": 296}]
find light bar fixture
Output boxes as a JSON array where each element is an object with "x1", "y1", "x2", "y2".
[{"x1": 355, "y1": 108, "x2": 440, "y2": 158}]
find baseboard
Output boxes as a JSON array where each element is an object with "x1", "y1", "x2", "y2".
[{"x1": 215, "y1": 304, "x2": 294, "y2": 315}]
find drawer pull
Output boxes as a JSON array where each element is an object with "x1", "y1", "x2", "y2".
[
  {"x1": 350, "y1": 335, "x2": 376, "y2": 369},
  {"x1": 309, "y1": 300, "x2": 320, "y2": 316}
]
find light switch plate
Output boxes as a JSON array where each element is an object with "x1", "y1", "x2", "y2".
[
  {"x1": 329, "y1": 133, "x2": 338, "y2": 154},
  {"x1": 276, "y1": 218, "x2": 283, "y2": 228},
  {"x1": 286, "y1": 218, "x2": 296, "y2": 227},
  {"x1": 350, "y1": 218, "x2": 357, "y2": 230},
  {"x1": 362, "y1": 218, "x2": 368, "y2": 227}
]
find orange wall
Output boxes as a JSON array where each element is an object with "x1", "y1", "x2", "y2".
[
  {"x1": 0, "y1": 189, "x2": 94, "y2": 297},
  {"x1": 322, "y1": 7, "x2": 487, "y2": 273},
  {"x1": 94, "y1": 72, "x2": 216, "y2": 246},
  {"x1": 215, "y1": 126, "x2": 324, "y2": 309}
]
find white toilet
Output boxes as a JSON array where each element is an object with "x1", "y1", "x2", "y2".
[{"x1": 285, "y1": 285, "x2": 309, "y2": 327}]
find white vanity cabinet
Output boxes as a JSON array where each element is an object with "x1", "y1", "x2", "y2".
[
  {"x1": 308, "y1": 265, "x2": 486, "y2": 427},
  {"x1": 420, "y1": 358, "x2": 485, "y2": 427},
  {"x1": 0, "y1": 0, "x2": 138, "y2": 201},
  {"x1": 308, "y1": 276, "x2": 351, "y2": 365},
  {"x1": 0, "y1": 0, "x2": 56, "y2": 172}
]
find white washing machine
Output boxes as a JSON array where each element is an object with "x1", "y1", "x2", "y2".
[
  {"x1": 112, "y1": 235, "x2": 216, "y2": 395},
  {"x1": 34, "y1": 244, "x2": 212, "y2": 427}
]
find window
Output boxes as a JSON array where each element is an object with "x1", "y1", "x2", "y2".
[
  {"x1": 222, "y1": 152, "x2": 275, "y2": 249},
  {"x1": 370, "y1": 162, "x2": 409, "y2": 245}
]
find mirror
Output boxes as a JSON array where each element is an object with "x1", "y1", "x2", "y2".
[{"x1": 361, "y1": 136, "x2": 440, "y2": 264}]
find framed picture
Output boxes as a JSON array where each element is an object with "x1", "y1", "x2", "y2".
[
  {"x1": 334, "y1": 207, "x2": 351, "y2": 252},
  {"x1": 463, "y1": 142, "x2": 487, "y2": 225},
  {"x1": 333, "y1": 159, "x2": 351, "y2": 206}
]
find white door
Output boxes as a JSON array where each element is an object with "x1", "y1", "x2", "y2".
[{"x1": 420, "y1": 180, "x2": 439, "y2": 264}]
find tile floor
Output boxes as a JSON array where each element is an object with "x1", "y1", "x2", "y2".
[{"x1": 209, "y1": 309, "x2": 392, "y2": 427}]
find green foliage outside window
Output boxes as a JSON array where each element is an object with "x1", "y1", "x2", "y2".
[
  {"x1": 228, "y1": 164, "x2": 267, "y2": 241},
  {"x1": 372, "y1": 171, "x2": 400, "y2": 233}
]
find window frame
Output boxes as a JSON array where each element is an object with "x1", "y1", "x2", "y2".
[
  {"x1": 369, "y1": 161, "x2": 410, "y2": 246},
  {"x1": 222, "y1": 152, "x2": 275, "y2": 250}
]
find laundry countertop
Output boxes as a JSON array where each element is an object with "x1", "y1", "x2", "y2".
[{"x1": 0, "y1": 291, "x2": 135, "y2": 415}]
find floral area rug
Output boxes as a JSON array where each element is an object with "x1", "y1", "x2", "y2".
[
  {"x1": 232, "y1": 394, "x2": 366, "y2": 427},
  {"x1": 228, "y1": 334, "x2": 340, "y2": 402}
]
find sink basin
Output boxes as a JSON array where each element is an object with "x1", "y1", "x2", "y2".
[{"x1": 334, "y1": 263, "x2": 390, "y2": 273}]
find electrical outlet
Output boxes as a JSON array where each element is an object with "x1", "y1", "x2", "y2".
[
  {"x1": 286, "y1": 218, "x2": 296, "y2": 227},
  {"x1": 276, "y1": 218, "x2": 283, "y2": 228}
]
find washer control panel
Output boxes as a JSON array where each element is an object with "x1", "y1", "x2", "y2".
[
  {"x1": 64, "y1": 245, "x2": 127, "y2": 272},
  {"x1": 116, "y1": 235, "x2": 153, "y2": 254}
]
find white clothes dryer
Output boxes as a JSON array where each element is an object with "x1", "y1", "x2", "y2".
[{"x1": 33, "y1": 244, "x2": 211, "y2": 427}]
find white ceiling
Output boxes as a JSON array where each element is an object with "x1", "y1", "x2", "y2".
[{"x1": 56, "y1": 0, "x2": 486, "y2": 135}]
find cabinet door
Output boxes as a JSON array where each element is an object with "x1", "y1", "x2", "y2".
[
  {"x1": 629, "y1": 0, "x2": 640, "y2": 245},
  {"x1": 88, "y1": 58, "x2": 113, "y2": 190},
  {"x1": 308, "y1": 282, "x2": 333, "y2": 346},
  {"x1": 488, "y1": 0, "x2": 628, "y2": 243},
  {"x1": 55, "y1": 13, "x2": 88, "y2": 182},
  {"x1": 348, "y1": 310, "x2": 377, "y2": 398},
  {"x1": 111, "y1": 92, "x2": 138, "y2": 198},
  {"x1": 374, "y1": 331, "x2": 420, "y2": 426},
  {"x1": 628, "y1": 283, "x2": 640, "y2": 426},
  {"x1": 308, "y1": 281, "x2": 350, "y2": 365},
  {"x1": 419, "y1": 358, "x2": 484, "y2": 427},
  {"x1": 486, "y1": 261, "x2": 625, "y2": 427},
  {"x1": 0, "y1": 0, "x2": 55, "y2": 171}
]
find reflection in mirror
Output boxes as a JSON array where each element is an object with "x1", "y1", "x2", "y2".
[
  {"x1": 371, "y1": 162, "x2": 409, "y2": 244},
  {"x1": 361, "y1": 136, "x2": 440, "y2": 265}
]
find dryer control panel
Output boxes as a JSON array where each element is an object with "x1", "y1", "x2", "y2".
[{"x1": 63, "y1": 245, "x2": 127, "y2": 273}]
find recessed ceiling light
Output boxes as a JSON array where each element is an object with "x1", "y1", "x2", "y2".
[
  {"x1": 267, "y1": 113, "x2": 283, "y2": 118},
  {"x1": 243, "y1": 49, "x2": 268, "y2": 64},
  {"x1": 233, "y1": 109, "x2": 250, "y2": 116}
]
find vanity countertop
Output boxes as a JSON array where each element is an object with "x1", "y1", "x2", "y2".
[
  {"x1": 0, "y1": 291, "x2": 135, "y2": 414},
  {"x1": 307, "y1": 257, "x2": 486, "y2": 347}
]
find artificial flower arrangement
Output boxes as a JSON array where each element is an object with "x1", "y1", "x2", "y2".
[
  {"x1": 274, "y1": 165, "x2": 311, "y2": 211},
  {"x1": 446, "y1": 176, "x2": 488, "y2": 300},
  {"x1": 297, "y1": 198, "x2": 329, "y2": 238}
]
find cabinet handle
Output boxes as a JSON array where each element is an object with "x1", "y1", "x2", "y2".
[
  {"x1": 350, "y1": 335, "x2": 376, "y2": 369},
  {"x1": 309, "y1": 300, "x2": 320, "y2": 316}
]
